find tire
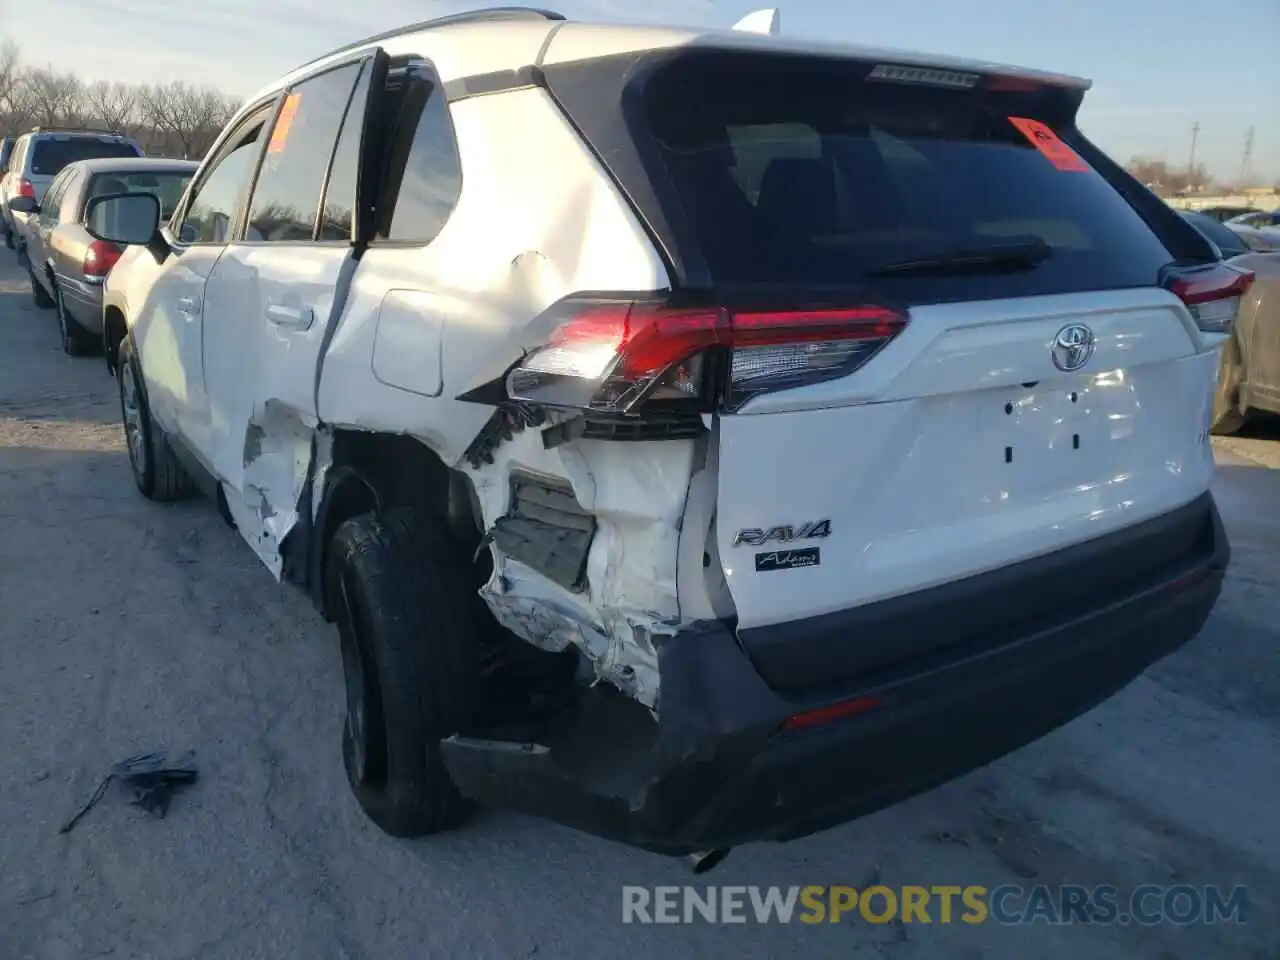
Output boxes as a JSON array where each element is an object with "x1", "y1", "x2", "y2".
[
  {"x1": 29, "y1": 264, "x2": 54, "y2": 309},
  {"x1": 326, "y1": 508, "x2": 480, "y2": 838},
  {"x1": 117, "y1": 337, "x2": 193, "y2": 501},
  {"x1": 1211, "y1": 336, "x2": 1251, "y2": 436},
  {"x1": 56, "y1": 286, "x2": 95, "y2": 356}
]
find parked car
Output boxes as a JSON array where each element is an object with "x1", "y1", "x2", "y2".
[
  {"x1": 1213, "y1": 251, "x2": 1280, "y2": 434},
  {"x1": 10, "y1": 157, "x2": 196, "y2": 354},
  {"x1": 1180, "y1": 210, "x2": 1254, "y2": 258},
  {"x1": 0, "y1": 136, "x2": 16, "y2": 249},
  {"x1": 0, "y1": 127, "x2": 144, "y2": 250},
  {"x1": 1179, "y1": 211, "x2": 1280, "y2": 431},
  {"x1": 92, "y1": 6, "x2": 1235, "y2": 866},
  {"x1": 1227, "y1": 222, "x2": 1279, "y2": 253},
  {"x1": 1228, "y1": 210, "x2": 1280, "y2": 230},
  {"x1": 1196, "y1": 205, "x2": 1259, "y2": 224}
]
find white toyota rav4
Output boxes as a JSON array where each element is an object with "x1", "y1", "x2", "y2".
[{"x1": 94, "y1": 7, "x2": 1240, "y2": 868}]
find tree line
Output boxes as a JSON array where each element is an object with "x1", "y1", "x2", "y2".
[{"x1": 0, "y1": 41, "x2": 241, "y2": 161}]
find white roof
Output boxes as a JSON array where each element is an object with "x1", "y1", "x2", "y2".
[{"x1": 242, "y1": 13, "x2": 1090, "y2": 112}]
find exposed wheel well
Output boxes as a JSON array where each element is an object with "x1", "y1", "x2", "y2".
[
  {"x1": 310, "y1": 430, "x2": 487, "y2": 620},
  {"x1": 103, "y1": 306, "x2": 127, "y2": 372}
]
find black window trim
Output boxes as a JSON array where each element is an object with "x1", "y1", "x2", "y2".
[
  {"x1": 366, "y1": 57, "x2": 464, "y2": 250},
  {"x1": 237, "y1": 53, "x2": 375, "y2": 248},
  {"x1": 168, "y1": 97, "x2": 282, "y2": 249}
]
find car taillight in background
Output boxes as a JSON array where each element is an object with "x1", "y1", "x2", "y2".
[
  {"x1": 505, "y1": 297, "x2": 907, "y2": 415},
  {"x1": 83, "y1": 240, "x2": 122, "y2": 280},
  {"x1": 16, "y1": 179, "x2": 35, "y2": 200},
  {"x1": 1163, "y1": 263, "x2": 1255, "y2": 334}
]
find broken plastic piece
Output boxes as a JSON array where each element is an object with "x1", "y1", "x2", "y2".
[
  {"x1": 59, "y1": 750, "x2": 199, "y2": 834},
  {"x1": 732, "y1": 8, "x2": 781, "y2": 34}
]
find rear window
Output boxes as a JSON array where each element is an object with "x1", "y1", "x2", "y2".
[
  {"x1": 642, "y1": 53, "x2": 1175, "y2": 303},
  {"x1": 29, "y1": 138, "x2": 140, "y2": 176},
  {"x1": 88, "y1": 170, "x2": 193, "y2": 221}
]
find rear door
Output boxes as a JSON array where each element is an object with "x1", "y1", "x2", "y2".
[
  {"x1": 201, "y1": 53, "x2": 384, "y2": 571},
  {"x1": 631, "y1": 52, "x2": 1220, "y2": 637}
]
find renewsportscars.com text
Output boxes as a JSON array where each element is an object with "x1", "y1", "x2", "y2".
[{"x1": 621, "y1": 884, "x2": 1250, "y2": 926}]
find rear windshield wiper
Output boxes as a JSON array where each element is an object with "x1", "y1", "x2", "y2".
[{"x1": 865, "y1": 239, "x2": 1053, "y2": 278}]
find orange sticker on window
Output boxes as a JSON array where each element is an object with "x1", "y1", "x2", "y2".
[
  {"x1": 1008, "y1": 117, "x2": 1089, "y2": 172},
  {"x1": 267, "y1": 92, "x2": 302, "y2": 154}
]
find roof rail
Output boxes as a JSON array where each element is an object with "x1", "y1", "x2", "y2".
[
  {"x1": 30, "y1": 125, "x2": 124, "y2": 137},
  {"x1": 297, "y1": 8, "x2": 566, "y2": 71}
]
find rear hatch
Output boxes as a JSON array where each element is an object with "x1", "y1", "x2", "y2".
[
  {"x1": 28, "y1": 136, "x2": 141, "y2": 202},
  {"x1": 540, "y1": 45, "x2": 1232, "y2": 687}
]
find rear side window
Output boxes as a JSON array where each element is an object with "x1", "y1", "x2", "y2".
[
  {"x1": 29, "y1": 138, "x2": 140, "y2": 176},
  {"x1": 642, "y1": 53, "x2": 1175, "y2": 303},
  {"x1": 247, "y1": 61, "x2": 364, "y2": 242},
  {"x1": 88, "y1": 170, "x2": 194, "y2": 221},
  {"x1": 377, "y1": 77, "x2": 462, "y2": 243},
  {"x1": 317, "y1": 61, "x2": 372, "y2": 241}
]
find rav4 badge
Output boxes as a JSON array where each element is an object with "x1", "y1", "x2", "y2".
[{"x1": 733, "y1": 519, "x2": 832, "y2": 548}]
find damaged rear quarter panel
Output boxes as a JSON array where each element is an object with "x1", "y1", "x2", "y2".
[{"x1": 312, "y1": 87, "x2": 692, "y2": 705}]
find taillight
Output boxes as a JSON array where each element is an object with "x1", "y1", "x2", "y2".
[
  {"x1": 505, "y1": 297, "x2": 907, "y2": 415},
  {"x1": 16, "y1": 178, "x2": 35, "y2": 199},
  {"x1": 83, "y1": 240, "x2": 122, "y2": 279},
  {"x1": 1164, "y1": 262, "x2": 1254, "y2": 334}
]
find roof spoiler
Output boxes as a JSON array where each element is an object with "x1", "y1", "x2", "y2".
[{"x1": 732, "y1": 8, "x2": 780, "y2": 35}]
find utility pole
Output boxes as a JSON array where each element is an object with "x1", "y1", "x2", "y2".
[
  {"x1": 1241, "y1": 126, "x2": 1255, "y2": 187},
  {"x1": 1188, "y1": 121, "x2": 1200, "y2": 189}
]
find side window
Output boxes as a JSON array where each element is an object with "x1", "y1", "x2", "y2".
[
  {"x1": 247, "y1": 62, "x2": 363, "y2": 243},
  {"x1": 378, "y1": 77, "x2": 462, "y2": 243},
  {"x1": 57, "y1": 171, "x2": 84, "y2": 220},
  {"x1": 178, "y1": 108, "x2": 271, "y2": 245},
  {"x1": 317, "y1": 62, "x2": 372, "y2": 241},
  {"x1": 41, "y1": 170, "x2": 68, "y2": 217}
]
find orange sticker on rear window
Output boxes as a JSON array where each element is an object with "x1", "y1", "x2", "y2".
[
  {"x1": 267, "y1": 92, "x2": 302, "y2": 154},
  {"x1": 1008, "y1": 117, "x2": 1090, "y2": 172}
]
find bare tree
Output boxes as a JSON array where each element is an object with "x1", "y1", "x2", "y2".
[
  {"x1": 22, "y1": 67, "x2": 86, "y2": 127},
  {"x1": 0, "y1": 41, "x2": 21, "y2": 114},
  {"x1": 140, "y1": 81, "x2": 237, "y2": 159},
  {"x1": 85, "y1": 80, "x2": 139, "y2": 134}
]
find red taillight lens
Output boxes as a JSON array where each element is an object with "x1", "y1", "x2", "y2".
[
  {"x1": 506, "y1": 298, "x2": 906, "y2": 414},
  {"x1": 16, "y1": 178, "x2": 35, "y2": 199},
  {"x1": 1165, "y1": 263, "x2": 1254, "y2": 334},
  {"x1": 83, "y1": 240, "x2": 122, "y2": 278}
]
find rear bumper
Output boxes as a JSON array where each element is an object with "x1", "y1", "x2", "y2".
[{"x1": 443, "y1": 491, "x2": 1228, "y2": 853}]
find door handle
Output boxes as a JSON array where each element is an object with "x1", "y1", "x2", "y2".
[
  {"x1": 177, "y1": 296, "x2": 201, "y2": 312},
  {"x1": 266, "y1": 303, "x2": 314, "y2": 330}
]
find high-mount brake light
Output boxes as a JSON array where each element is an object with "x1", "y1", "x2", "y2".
[
  {"x1": 1164, "y1": 263, "x2": 1254, "y2": 334},
  {"x1": 506, "y1": 297, "x2": 907, "y2": 415}
]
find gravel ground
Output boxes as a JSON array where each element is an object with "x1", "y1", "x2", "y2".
[{"x1": 1, "y1": 254, "x2": 1277, "y2": 960}]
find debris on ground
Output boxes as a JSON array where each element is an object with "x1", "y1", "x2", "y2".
[{"x1": 59, "y1": 750, "x2": 199, "y2": 834}]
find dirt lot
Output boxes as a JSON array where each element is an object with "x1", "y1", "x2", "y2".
[{"x1": 1, "y1": 254, "x2": 1277, "y2": 960}]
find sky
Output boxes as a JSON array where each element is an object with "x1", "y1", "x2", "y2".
[{"x1": 3, "y1": 0, "x2": 1277, "y2": 182}]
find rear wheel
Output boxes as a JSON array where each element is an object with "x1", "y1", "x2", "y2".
[
  {"x1": 1212, "y1": 336, "x2": 1251, "y2": 436},
  {"x1": 326, "y1": 508, "x2": 479, "y2": 837},
  {"x1": 118, "y1": 337, "x2": 193, "y2": 500}
]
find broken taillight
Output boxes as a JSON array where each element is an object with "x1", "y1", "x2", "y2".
[
  {"x1": 1164, "y1": 262, "x2": 1255, "y2": 334},
  {"x1": 506, "y1": 297, "x2": 907, "y2": 414}
]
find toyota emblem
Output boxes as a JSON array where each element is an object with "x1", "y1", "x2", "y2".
[{"x1": 1051, "y1": 323, "x2": 1095, "y2": 373}]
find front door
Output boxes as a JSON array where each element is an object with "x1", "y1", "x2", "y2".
[{"x1": 139, "y1": 102, "x2": 277, "y2": 461}]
